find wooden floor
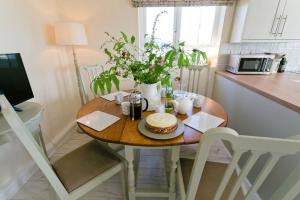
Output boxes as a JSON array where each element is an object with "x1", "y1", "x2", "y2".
[{"x1": 11, "y1": 126, "x2": 231, "y2": 200}]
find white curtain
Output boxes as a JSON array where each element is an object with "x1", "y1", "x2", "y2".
[{"x1": 131, "y1": 0, "x2": 235, "y2": 7}]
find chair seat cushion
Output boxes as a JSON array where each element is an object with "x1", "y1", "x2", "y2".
[
  {"x1": 180, "y1": 140, "x2": 232, "y2": 163},
  {"x1": 180, "y1": 159, "x2": 244, "y2": 200},
  {"x1": 52, "y1": 140, "x2": 121, "y2": 192}
]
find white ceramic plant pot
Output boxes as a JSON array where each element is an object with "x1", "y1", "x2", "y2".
[{"x1": 140, "y1": 82, "x2": 161, "y2": 111}]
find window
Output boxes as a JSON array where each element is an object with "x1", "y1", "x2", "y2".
[
  {"x1": 180, "y1": 7, "x2": 216, "y2": 47},
  {"x1": 139, "y1": 6, "x2": 226, "y2": 61},
  {"x1": 145, "y1": 7, "x2": 174, "y2": 44}
]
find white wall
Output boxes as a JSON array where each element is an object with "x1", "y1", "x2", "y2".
[
  {"x1": 57, "y1": 0, "x2": 139, "y2": 66},
  {"x1": 0, "y1": 0, "x2": 80, "y2": 198},
  {"x1": 56, "y1": 0, "x2": 139, "y2": 94}
]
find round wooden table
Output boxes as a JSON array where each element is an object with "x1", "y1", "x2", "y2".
[{"x1": 77, "y1": 96, "x2": 227, "y2": 200}]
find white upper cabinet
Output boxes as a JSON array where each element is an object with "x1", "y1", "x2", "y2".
[
  {"x1": 231, "y1": 0, "x2": 300, "y2": 42},
  {"x1": 242, "y1": 0, "x2": 283, "y2": 40},
  {"x1": 278, "y1": 0, "x2": 300, "y2": 40}
]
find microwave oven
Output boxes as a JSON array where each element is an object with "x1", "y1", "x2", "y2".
[{"x1": 226, "y1": 54, "x2": 275, "y2": 75}]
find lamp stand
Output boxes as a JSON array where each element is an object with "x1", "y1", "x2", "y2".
[
  {"x1": 71, "y1": 46, "x2": 86, "y2": 134},
  {"x1": 72, "y1": 46, "x2": 85, "y2": 105}
]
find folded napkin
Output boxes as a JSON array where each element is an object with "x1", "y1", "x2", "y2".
[
  {"x1": 101, "y1": 91, "x2": 130, "y2": 101},
  {"x1": 77, "y1": 111, "x2": 120, "y2": 131},
  {"x1": 182, "y1": 112, "x2": 224, "y2": 133}
]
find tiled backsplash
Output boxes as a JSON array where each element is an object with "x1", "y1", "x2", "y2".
[{"x1": 220, "y1": 42, "x2": 300, "y2": 72}]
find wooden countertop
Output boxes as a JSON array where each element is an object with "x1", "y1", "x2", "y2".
[{"x1": 216, "y1": 71, "x2": 300, "y2": 113}]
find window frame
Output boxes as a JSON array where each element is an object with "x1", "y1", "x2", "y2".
[{"x1": 138, "y1": 6, "x2": 226, "y2": 49}]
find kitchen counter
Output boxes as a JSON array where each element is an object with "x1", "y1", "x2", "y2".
[{"x1": 216, "y1": 71, "x2": 300, "y2": 113}]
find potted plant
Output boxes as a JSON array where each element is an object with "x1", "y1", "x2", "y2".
[{"x1": 93, "y1": 11, "x2": 207, "y2": 110}]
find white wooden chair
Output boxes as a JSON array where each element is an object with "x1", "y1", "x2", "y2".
[
  {"x1": 177, "y1": 127, "x2": 300, "y2": 200},
  {"x1": 80, "y1": 64, "x2": 135, "y2": 103},
  {"x1": 80, "y1": 64, "x2": 125, "y2": 152},
  {"x1": 80, "y1": 64, "x2": 103, "y2": 103},
  {"x1": 178, "y1": 64, "x2": 225, "y2": 162},
  {"x1": 179, "y1": 65, "x2": 210, "y2": 95},
  {"x1": 79, "y1": 65, "x2": 140, "y2": 179},
  {"x1": 0, "y1": 95, "x2": 127, "y2": 200}
]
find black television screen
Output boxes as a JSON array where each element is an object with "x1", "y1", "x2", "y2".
[{"x1": 0, "y1": 53, "x2": 34, "y2": 106}]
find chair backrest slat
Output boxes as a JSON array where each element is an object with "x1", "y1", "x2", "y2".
[
  {"x1": 196, "y1": 69, "x2": 201, "y2": 93},
  {"x1": 180, "y1": 65, "x2": 209, "y2": 95},
  {"x1": 270, "y1": 162, "x2": 300, "y2": 200},
  {"x1": 187, "y1": 69, "x2": 191, "y2": 92},
  {"x1": 186, "y1": 127, "x2": 300, "y2": 200},
  {"x1": 214, "y1": 151, "x2": 244, "y2": 200},
  {"x1": 80, "y1": 64, "x2": 103, "y2": 101},
  {"x1": 191, "y1": 69, "x2": 196, "y2": 92},
  {"x1": 0, "y1": 95, "x2": 68, "y2": 199},
  {"x1": 245, "y1": 154, "x2": 280, "y2": 200},
  {"x1": 228, "y1": 152, "x2": 262, "y2": 200}
]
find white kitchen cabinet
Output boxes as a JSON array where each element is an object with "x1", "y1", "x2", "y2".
[
  {"x1": 278, "y1": 0, "x2": 300, "y2": 40},
  {"x1": 242, "y1": 0, "x2": 284, "y2": 40},
  {"x1": 231, "y1": 0, "x2": 300, "y2": 42}
]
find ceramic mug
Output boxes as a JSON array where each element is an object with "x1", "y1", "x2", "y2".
[
  {"x1": 155, "y1": 104, "x2": 165, "y2": 113},
  {"x1": 121, "y1": 101, "x2": 130, "y2": 115},
  {"x1": 114, "y1": 92, "x2": 123, "y2": 104},
  {"x1": 193, "y1": 95, "x2": 205, "y2": 108}
]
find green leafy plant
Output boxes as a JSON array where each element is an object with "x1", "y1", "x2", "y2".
[{"x1": 93, "y1": 11, "x2": 207, "y2": 95}]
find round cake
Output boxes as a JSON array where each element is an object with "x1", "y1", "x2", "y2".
[{"x1": 145, "y1": 113, "x2": 178, "y2": 134}]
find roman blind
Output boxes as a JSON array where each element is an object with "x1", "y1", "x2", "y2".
[{"x1": 131, "y1": 0, "x2": 235, "y2": 7}]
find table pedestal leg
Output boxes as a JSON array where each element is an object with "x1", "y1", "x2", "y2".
[
  {"x1": 125, "y1": 146, "x2": 136, "y2": 200},
  {"x1": 164, "y1": 149, "x2": 170, "y2": 185},
  {"x1": 169, "y1": 146, "x2": 180, "y2": 200}
]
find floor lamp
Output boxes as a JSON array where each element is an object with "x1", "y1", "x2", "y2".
[{"x1": 54, "y1": 22, "x2": 88, "y2": 105}]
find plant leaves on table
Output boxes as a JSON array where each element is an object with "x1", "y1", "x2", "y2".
[
  {"x1": 105, "y1": 77, "x2": 112, "y2": 94},
  {"x1": 111, "y1": 75, "x2": 120, "y2": 91},
  {"x1": 97, "y1": 78, "x2": 105, "y2": 95},
  {"x1": 178, "y1": 53, "x2": 184, "y2": 68},
  {"x1": 131, "y1": 35, "x2": 135, "y2": 44},
  {"x1": 121, "y1": 32, "x2": 128, "y2": 43},
  {"x1": 92, "y1": 12, "x2": 207, "y2": 95}
]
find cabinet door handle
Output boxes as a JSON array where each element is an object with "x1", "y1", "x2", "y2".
[
  {"x1": 278, "y1": 15, "x2": 288, "y2": 36},
  {"x1": 270, "y1": 16, "x2": 281, "y2": 35}
]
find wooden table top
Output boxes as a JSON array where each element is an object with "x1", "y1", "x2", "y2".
[{"x1": 77, "y1": 97, "x2": 227, "y2": 147}]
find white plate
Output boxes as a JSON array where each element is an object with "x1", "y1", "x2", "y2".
[
  {"x1": 138, "y1": 119, "x2": 184, "y2": 140},
  {"x1": 77, "y1": 111, "x2": 120, "y2": 131}
]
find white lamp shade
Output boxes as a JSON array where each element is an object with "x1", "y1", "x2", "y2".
[{"x1": 54, "y1": 22, "x2": 88, "y2": 46}]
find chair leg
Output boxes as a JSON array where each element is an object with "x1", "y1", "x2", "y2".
[
  {"x1": 169, "y1": 146, "x2": 180, "y2": 200},
  {"x1": 49, "y1": 184, "x2": 60, "y2": 200},
  {"x1": 120, "y1": 166, "x2": 128, "y2": 200},
  {"x1": 125, "y1": 146, "x2": 136, "y2": 200},
  {"x1": 177, "y1": 163, "x2": 186, "y2": 200}
]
